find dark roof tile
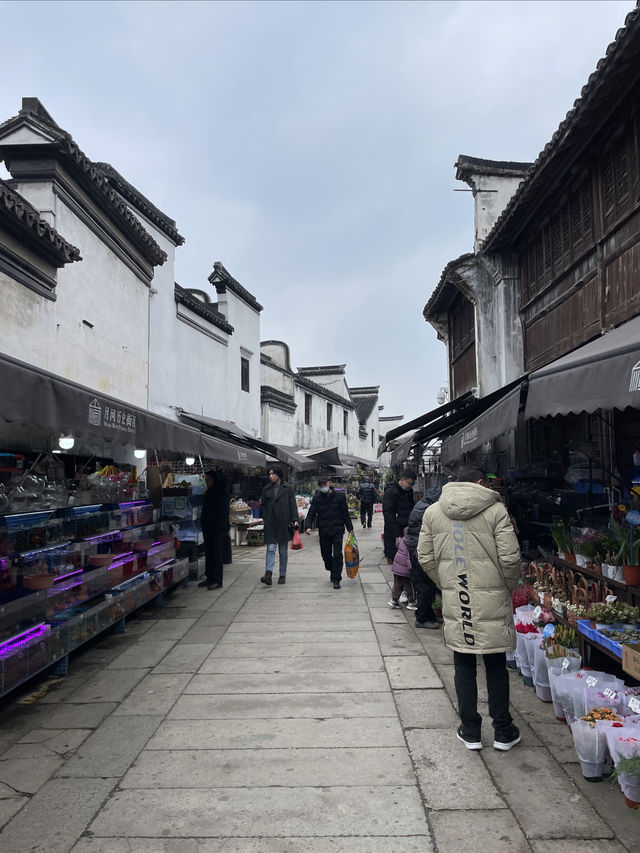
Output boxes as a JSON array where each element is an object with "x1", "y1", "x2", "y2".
[{"x1": 208, "y1": 261, "x2": 263, "y2": 312}]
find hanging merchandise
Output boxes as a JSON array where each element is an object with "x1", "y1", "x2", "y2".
[{"x1": 344, "y1": 531, "x2": 359, "y2": 578}]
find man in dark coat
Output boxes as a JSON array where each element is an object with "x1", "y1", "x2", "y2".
[
  {"x1": 356, "y1": 476, "x2": 377, "y2": 529},
  {"x1": 305, "y1": 475, "x2": 354, "y2": 589},
  {"x1": 259, "y1": 467, "x2": 299, "y2": 586},
  {"x1": 406, "y1": 484, "x2": 442, "y2": 628},
  {"x1": 382, "y1": 469, "x2": 416, "y2": 562},
  {"x1": 199, "y1": 469, "x2": 229, "y2": 590}
]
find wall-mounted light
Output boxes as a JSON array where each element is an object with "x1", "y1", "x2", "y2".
[
  {"x1": 185, "y1": 457, "x2": 195, "y2": 466},
  {"x1": 134, "y1": 449, "x2": 146, "y2": 459},
  {"x1": 58, "y1": 435, "x2": 75, "y2": 450}
]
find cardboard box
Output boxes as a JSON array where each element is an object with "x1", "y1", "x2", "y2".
[{"x1": 622, "y1": 644, "x2": 640, "y2": 681}]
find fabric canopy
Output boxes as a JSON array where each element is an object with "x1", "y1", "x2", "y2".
[
  {"x1": 181, "y1": 411, "x2": 313, "y2": 471},
  {"x1": 525, "y1": 315, "x2": 640, "y2": 420},
  {"x1": 440, "y1": 383, "x2": 524, "y2": 464},
  {"x1": 381, "y1": 390, "x2": 475, "y2": 447},
  {"x1": 389, "y1": 434, "x2": 417, "y2": 468},
  {"x1": 294, "y1": 446, "x2": 343, "y2": 466},
  {"x1": 0, "y1": 351, "x2": 266, "y2": 465}
]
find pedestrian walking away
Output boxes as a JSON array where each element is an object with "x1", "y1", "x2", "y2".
[
  {"x1": 388, "y1": 527, "x2": 416, "y2": 610},
  {"x1": 198, "y1": 468, "x2": 229, "y2": 590},
  {"x1": 259, "y1": 467, "x2": 299, "y2": 586},
  {"x1": 382, "y1": 469, "x2": 415, "y2": 563},
  {"x1": 406, "y1": 484, "x2": 443, "y2": 628},
  {"x1": 355, "y1": 475, "x2": 377, "y2": 529},
  {"x1": 417, "y1": 464, "x2": 522, "y2": 751},
  {"x1": 305, "y1": 475, "x2": 354, "y2": 588}
]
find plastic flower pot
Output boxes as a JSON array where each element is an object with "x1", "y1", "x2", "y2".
[
  {"x1": 579, "y1": 760, "x2": 604, "y2": 782},
  {"x1": 622, "y1": 565, "x2": 640, "y2": 585},
  {"x1": 623, "y1": 795, "x2": 639, "y2": 809},
  {"x1": 535, "y1": 682, "x2": 553, "y2": 702}
]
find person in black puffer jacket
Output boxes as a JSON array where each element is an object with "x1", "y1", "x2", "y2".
[
  {"x1": 382, "y1": 469, "x2": 416, "y2": 562},
  {"x1": 305, "y1": 475, "x2": 354, "y2": 589},
  {"x1": 406, "y1": 485, "x2": 442, "y2": 628},
  {"x1": 356, "y1": 476, "x2": 377, "y2": 529}
]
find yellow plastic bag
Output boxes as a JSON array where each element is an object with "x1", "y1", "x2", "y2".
[{"x1": 344, "y1": 531, "x2": 359, "y2": 578}]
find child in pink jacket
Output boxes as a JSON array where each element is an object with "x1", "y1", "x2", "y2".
[{"x1": 388, "y1": 528, "x2": 416, "y2": 609}]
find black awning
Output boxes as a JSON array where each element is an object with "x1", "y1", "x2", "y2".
[
  {"x1": 525, "y1": 316, "x2": 640, "y2": 420},
  {"x1": 180, "y1": 411, "x2": 304, "y2": 469},
  {"x1": 440, "y1": 382, "x2": 525, "y2": 464},
  {"x1": 415, "y1": 377, "x2": 524, "y2": 447},
  {"x1": 382, "y1": 390, "x2": 475, "y2": 447},
  {"x1": 267, "y1": 445, "x2": 316, "y2": 472},
  {"x1": 389, "y1": 434, "x2": 416, "y2": 467},
  {"x1": 0, "y1": 351, "x2": 266, "y2": 465},
  {"x1": 294, "y1": 446, "x2": 342, "y2": 466}
]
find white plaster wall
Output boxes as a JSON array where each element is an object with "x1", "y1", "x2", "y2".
[
  {"x1": 218, "y1": 291, "x2": 261, "y2": 435},
  {"x1": 471, "y1": 174, "x2": 524, "y2": 252},
  {"x1": 261, "y1": 402, "x2": 296, "y2": 445},
  {"x1": 2, "y1": 180, "x2": 150, "y2": 407},
  {"x1": 261, "y1": 358, "x2": 294, "y2": 395}
]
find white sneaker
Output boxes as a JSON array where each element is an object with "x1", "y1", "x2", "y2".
[
  {"x1": 387, "y1": 599, "x2": 401, "y2": 609},
  {"x1": 406, "y1": 601, "x2": 418, "y2": 611},
  {"x1": 398, "y1": 591, "x2": 408, "y2": 604}
]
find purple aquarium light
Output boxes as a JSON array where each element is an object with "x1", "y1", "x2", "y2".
[
  {"x1": 53, "y1": 568, "x2": 83, "y2": 583},
  {"x1": 0, "y1": 624, "x2": 51, "y2": 658},
  {"x1": 119, "y1": 500, "x2": 147, "y2": 508}
]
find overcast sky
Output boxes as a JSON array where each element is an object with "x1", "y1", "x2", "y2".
[{"x1": 0, "y1": 0, "x2": 634, "y2": 427}]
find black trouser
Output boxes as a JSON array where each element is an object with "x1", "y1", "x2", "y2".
[
  {"x1": 203, "y1": 531, "x2": 224, "y2": 586},
  {"x1": 319, "y1": 533, "x2": 344, "y2": 582},
  {"x1": 453, "y1": 651, "x2": 512, "y2": 735},
  {"x1": 360, "y1": 502, "x2": 374, "y2": 527},
  {"x1": 409, "y1": 554, "x2": 437, "y2": 622}
]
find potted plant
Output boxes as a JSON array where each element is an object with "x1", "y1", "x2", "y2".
[
  {"x1": 550, "y1": 519, "x2": 574, "y2": 561},
  {"x1": 611, "y1": 512, "x2": 640, "y2": 586}
]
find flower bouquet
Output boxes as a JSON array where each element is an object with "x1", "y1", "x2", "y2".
[
  {"x1": 571, "y1": 707, "x2": 621, "y2": 781},
  {"x1": 605, "y1": 723, "x2": 640, "y2": 808}
]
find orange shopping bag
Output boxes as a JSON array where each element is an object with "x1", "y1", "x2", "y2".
[{"x1": 344, "y1": 531, "x2": 359, "y2": 578}]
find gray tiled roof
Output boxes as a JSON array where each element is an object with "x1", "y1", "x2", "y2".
[
  {"x1": 95, "y1": 162, "x2": 185, "y2": 246},
  {"x1": 175, "y1": 283, "x2": 234, "y2": 334},
  {"x1": 208, "y1": 261, "x2": 263, "y2": 312},
  {"x1": 0, "y1": 178, "x2": 81, "y2": 265},
  {"x1": 0, "y1": 99, "x2": 167, "y2": 266}
]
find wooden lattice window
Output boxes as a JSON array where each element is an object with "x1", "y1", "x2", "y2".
[{"x1": 449, "y1": 293, "x2": 475, "y2": 361}]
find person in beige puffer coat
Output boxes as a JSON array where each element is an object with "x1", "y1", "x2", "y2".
[{"x1": 417, "y1": 464, "x2": 522, "y2": 751}]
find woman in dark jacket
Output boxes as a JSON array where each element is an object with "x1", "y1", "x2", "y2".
[{"x1": 259, "y1": 467, "x2": 299, "y2": 586}]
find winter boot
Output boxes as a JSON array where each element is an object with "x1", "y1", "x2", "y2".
[{"x1": 260, "y1": 571, "x2": 273, "y2": 586}]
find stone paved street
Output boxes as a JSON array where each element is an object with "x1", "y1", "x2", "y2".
[{"x1": 0, "y1": 515, "x2": 638, "y2": 852}]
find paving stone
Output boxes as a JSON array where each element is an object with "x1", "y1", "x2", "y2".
[
  {"x1": 395, "y1": 689, "x2": 458, "y2": 729},
  {"x1": 0, "y1": 796, "x2": 27, "y2": 830},
  {"x1": 72, "y1": 839, "x2": 432, "y2": 853},
  {"x1": 106, "y1": 639, "x2": 177, "y2": 669},
  {"x1": 483, "y1": 746, "x2": 613, "y2": 839},
  {"x1": 179, "y1": 625, "x2": 229, "y2": 644},
  {"x1": 134, "y1": 617, "x2": 197, "y2": 640},
  {"x1": 225, "y1": 618, "x2": 373, "y2": 631},
  {"x1": 384, "y1": 655, "x2": 443, "y2": 689},
  {"x1": 230, "y1": 611, "x2": 359, "y2": 624},
  {"x1": 184, "y1": 670, "x2": 389, "y2": 695},
  {"x1": 369, "y1": 607, "x2": 409, "y2": 623},
  {"x1": 374, "y1": 624, "x2": 426, "y2": 655},
  {"x1": 112, "y1": 673, "x2": 192, "y2": 716},
  {"x1": 0, "y1": 753, "x2": 62, "y2": 794},
  {"x1": 216, "y1": 629, "x2": 375, "y2": 644},
  {"x1": 19, "y1": 702, "x2": 117, "y2": 730},
  {"x1": 57, "y1": 715, "x2": 163, "y2": 777},
  {"x1": 38, "y1": 669, "x2": 104, "y2": 704},
  {"x1": 58, "y1": 667, "x2": 150, "y2": 704},
  {"x1": 148, "y1": 716, "x2": 405, "y2": 750},
  {"x1": 430, "y1": 808, "x2": 530, "y2": 851},
  {"x1": 168, "y1": 690, "x2": 397, "y2": 720},
  {"x1": 572, "y1": 771, "x2": 640, "y2": 851},
  {"x1": 89, "y1": 785, "x2": 430, "y2": 838},
  {"x1": 532, "y1": 722, "x2": 579, "y2": 763},
  {"x1": 122, "y1": 746, "x2": 416, "y2": 788},
  {"x1": 198, "y1": 654, "x2": 384, "y2": 674},
  {"x1": 0, "y1": 776, "x2": 115, "y2": 853},
  {"x1": 406, "y1": 729, "x2": 506, "y2": 810},
  {"x1": 529, "y1": 842, "x2": 627, "y2": 853},
  {"x1": 207, "y1": 641, "x2": 379, "y2": 657},
  {"x1": 151, "y1": 643, "x2": 215, "y2": 673}
]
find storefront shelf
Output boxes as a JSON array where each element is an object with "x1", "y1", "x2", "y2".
[{"x1": 0, "y1": 558, "x2": 189, "y2": 698}]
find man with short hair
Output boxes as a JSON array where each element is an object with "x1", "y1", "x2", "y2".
[
  {"x1": 356, "y1": 475, "x2": 377, "y2": 529},
  {"x1": 259, "y1": 467, "x2": 299, "y2": 586},
  {"x1": 199, "y1": 469, "x2": 228, "y2": 590},
  {"x1": 417, "y1": 464, "x2": 522, "y2": 751},
  {"x1": 305, "y1": 475, "x2": 353, "y2": 589},
  {"x1": 382, "y1": 469, "x2": 416, "y2": 563}
]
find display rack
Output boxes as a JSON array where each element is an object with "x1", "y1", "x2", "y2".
[{"x1": 0, "y1": 499, "x2": 189, "y2": 697}]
